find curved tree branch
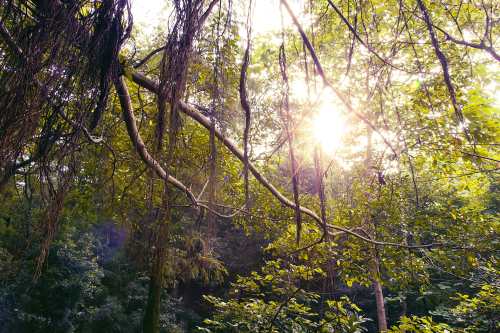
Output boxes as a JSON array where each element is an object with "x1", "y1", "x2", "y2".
[
  {"x1": 240, "y1": 20, "x2": 252, "y2": 211},
  {"x1": 129, "y1": 71, "x2": 323, "y2": 222},
  {"x1": 432, "y1": 24, "x2": 500, "y2": 62},
  {"x1": 114, "y1": 75, "x2": 198, "y2": 206},
  {"x1": 416, "y1": 0, "x2": 468, "y2": 136}
]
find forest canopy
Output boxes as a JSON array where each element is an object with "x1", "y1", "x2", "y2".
[{"x1": 0, "y1": 0, "x2": 498, "y2": 332}]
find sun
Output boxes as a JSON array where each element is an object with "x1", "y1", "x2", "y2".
[
  {"x1": 291, "y1": 81, "x2": 349, "y2": 155},
  {"x1": 312, "y1": 102, "x2": 347, "y2": 153}
]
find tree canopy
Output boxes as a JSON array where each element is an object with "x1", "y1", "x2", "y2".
[{"x1": 0, "y1": 0, "x2": 498, "y2": 332}]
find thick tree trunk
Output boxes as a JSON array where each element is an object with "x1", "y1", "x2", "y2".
[
  {"x1": 143, "y1": 183, "x2": 170, "y2": 333},
  {"x1": 143, "y1": 265, "x2": 162, "y2": 333},
  {"x1": 143, "y1": 219, "x2": 168, "y2": 333}
]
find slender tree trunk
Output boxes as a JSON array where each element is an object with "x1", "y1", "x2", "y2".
[
  {"x1": 143, "y1": 151, "x2": 171, "y2": 333},
  {"x1": 371, "y1": 259, "x2": 388, "y2": 332},
  {"x1": 366, "y1": 128, "x2": 388, "y2": 332},
  {"x1": 373, "y1": 280, "x2": 388, "y2": 331}
]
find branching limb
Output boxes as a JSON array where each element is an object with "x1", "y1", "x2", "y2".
[
  {"x1": 326, "y1": 0, "x2": 408, "y2": 71},
  {"x1": 130, "y1": 71, "x2": 325, "y2": 223},
  {"x1": 133, "y1": 46, "x2": 167, "y2": 68},
  {"x1": 416, "y1": 0, "x2": 468, "y2": 136},
  {"x1": 199, "y1": 0, "x2": 220, "y2": 27},
  {"x1": 113, "y1": 76, "x2": 198, "y2": 207},
  {"x1": 432, "y1": 24, "x2": 500, "y2": 62},
  {"x1": 128, "y1": 71, "x2": 460, "y2": 250}
]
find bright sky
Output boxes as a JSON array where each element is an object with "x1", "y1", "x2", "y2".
[
  {"x1": 131, "y1": 0, "x2": 302, "y2": 35},
  {"x1": 131, "y1": 0, "x2": 165, "y2": 38},
  {"x1": 131, "y1": 0, "x2": 164, "y2": 25}
]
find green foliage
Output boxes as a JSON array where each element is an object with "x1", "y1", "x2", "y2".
[
  {"x1": 0, "y1": 229, "x2": 187, "y2": 333},
  {"x1": 388, "y1": 316, "x2": 452, "y2": 333},
  {"x1": 198, "y1": 259, "x2": 369, "y2": 332},
  {"x1": 199, "y1": 294, "x2": 368, "y2": 333},
  {"x1": 165, "y1": 233, "x2": 228, "y2": 285},
  {"x1": 432, "y1": 283, "x2": 500, "y2": 333}
]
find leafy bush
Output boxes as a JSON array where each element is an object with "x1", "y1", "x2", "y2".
[
  {"x1": 198, "y1": 259, "x2": 369, "y2": 332},
  {"x1": 388, "y1": 316, "x2": 452, "y2": 333}
]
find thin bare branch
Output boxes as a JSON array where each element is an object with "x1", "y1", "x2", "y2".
[{"x1": 432, "y1": 24, "x2": 500, "y2": 62}]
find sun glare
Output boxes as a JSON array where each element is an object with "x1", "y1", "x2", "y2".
[
  {"x1": 294, "y1": 82, "x2": 349, "y2": 155},
  {"x1": 312, "y1": 102, "x2": 347, "y2": 153},
  {"x1": 131, "y1": 1, "x2": 349, "y2": 154}
]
